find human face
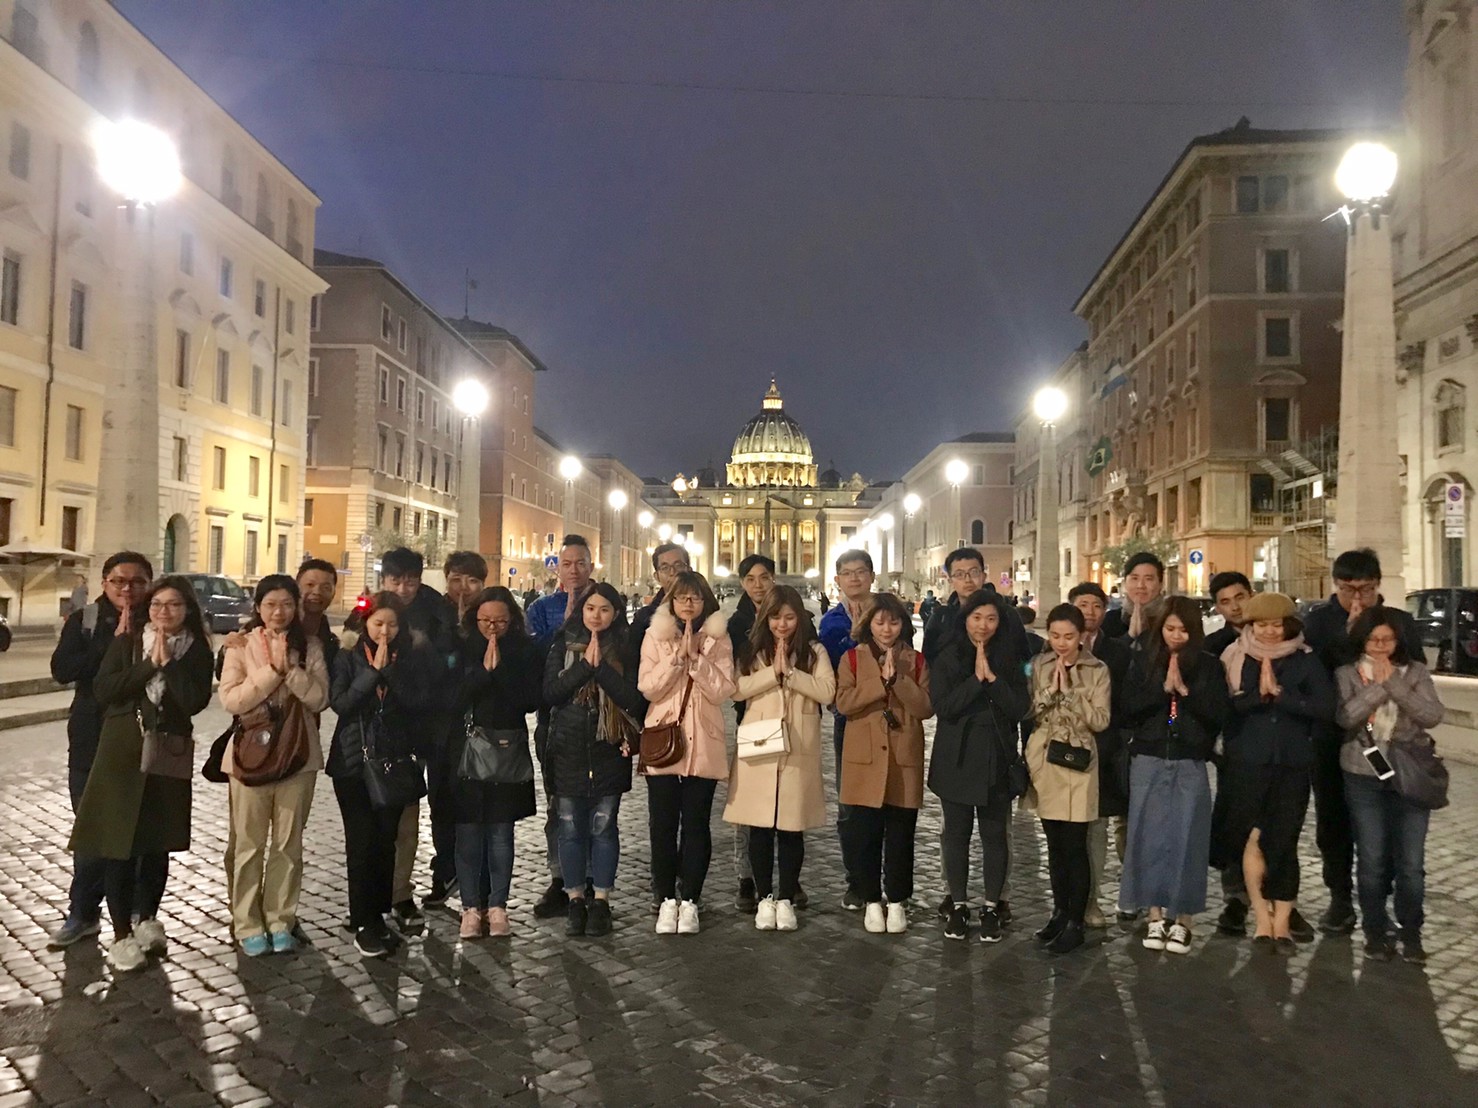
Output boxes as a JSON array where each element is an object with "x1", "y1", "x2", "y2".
[
  {"x1": 147, "y1": 587, "x2": 189, "y2": 634},
  {"x1": 768, "y1": 603, "x2": 799, "y2": 642},
  {"x1": 475, "y1": 600, "x2": 512, "y2": 641},
  {"x1": 365, "y1": 607, "x2": 399, "y2": 644},
  {"x1": 835, "y1": 559, "x2": 875, "y2": 603},
  {"x1": 671, "y1": 588, "x2": 704, "y2": 625},
  {"x1": 1162, "y1": 614, "x2": 1189, "y2": 654},
  {"x1": 1072, "y1": 594, "x2": 1105, "y2": 634},
  {"x1": 965, "y1": 604, "x2": 999, "y2": 646},
  {"x1": 654, "y1": 548, "x2": 690, "y2": 590},
  {"x1": 583, "y1": 594, "x2": 615, "y2": 635},
  {"x1": 102, "y1": 561, "x2": 152, "y2": 612},
  {"x1": 297, "y1": 569, "x2": 336, "y2": 617},
  {"x1": 1252, "y1": 618, "x2": 1285, "y2": 646},
  {"x1": 257, "y1": 588, "x2": 296, "y2": 632},
  {"x1": 1363, "y1": 624, "x2": 1398, "y2": 661},
  {"x1": 559, "y1": 545, "x2": 593, "y2": 594},
  {"x1": 1335, "y1": 578, "x2": 1379, "y2": 610},
  {"x1": 381, "y1": 572, "x2": 421, "y2": 605},
  {"x1": 741, "y1": 564, "x2": 775, "y2": 606},
  {"x1": 1123, "y1": 563, "x2": 1162, "y2": 606},
  {"x1": 947, "y1": 558, "x2": 985, "y2": 601},
  {"x1": 870, "y1": 611, "x2": 903, "y2": 650},
  {"x1": 1048, "y1": 619, "x2": 1081, "y2": 660},
  {"x1": 446, "y1": 571, "x2": 486, "y2": 606},
  {"x1": 1214, "y1": 583, "x2": 1251, "y2": 628}
]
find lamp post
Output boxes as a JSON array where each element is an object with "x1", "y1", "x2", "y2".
[
  {"x1": 607, "y1": 487, "x2": 628, "y2": 588},
  {"x1": 1333, "y1": 140, "x2": 1405, "y2": 599},
  {"x1": 452, "y1": 377, "x2": 489, "y2": 559},
  {"x1": 945, "y1": 458, "x2": 970, "y2": 553},
  {"x1": 1032, "y1": 385, "x2": 1069, "y2": 611},
  {"x1": 902, "y1": 491, "x2": 921, "y2": 596},
  {"x1": 559, "y1": 455, "x2": 582, "y2": 538},
  {"x1": 91, "y1": 119, "x2": 182, "y2": 562}
]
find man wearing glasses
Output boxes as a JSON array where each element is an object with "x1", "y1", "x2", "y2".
[
  {"x1": 47, "y1": 552, "x2": 154, "y2": 948},
  {"x1": 1303, "y1": 548, "x2": 1425, "y2": 936},
  {"x1": 630, "y1": 541, "x2": 692, "y2": 658},
  {"x1": 923, "y1": 549, "x2": 989, "y2": 664}
]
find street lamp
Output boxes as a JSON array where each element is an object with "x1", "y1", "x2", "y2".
[
  {"x1": 1332, "y1": 139, "x2": 1404, "y2": 598},
  {"x1": 91, "y1": 119, "x2": 182, "y2": 563},
  {"x1": 1033, "y1": 384, "x2": 1068, "y2": 610},
  {"x1": 657, "y1": 523, "x2": 673, "y2": 542},
  {"x1": 945, "y1": 458, "x2": 970, "y2": 552},
  {"x1": 607, "y1": 488, "x2": 628, "y2": 588},
  {"x1": 452, "y1": 378, "x2": 490, "y2": 558},
  {"x1": 559, "y1": 455, "x2": 582, "y2": 536}
]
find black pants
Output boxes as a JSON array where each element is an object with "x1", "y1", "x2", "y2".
[
  {"x1": 833, "y1": 716, "x2": 859, "y2": 888},
  {"x1": 1041, "y1": 819, "x2": 1090, "y2": 924},
  {"x1": 647, "y1": 775, "x2": 718, "y2": 902},
  {"x1": 335, "y1": 774, "x2": 404, "y2": 930},
  {"x1": 424, "y1": 741, "x2": 458, "y2": 888},
  {"x1": 850, "y1": 804, "x2": 917, "y2": 904},
  {"x1": 941, "y1": 797, "x2": 1010, "y2": 904},
  {"x1": 748, "y1": 826, "x2": 805, "y2": 900},
  {"x1": 1311, "y1": 734, "x2": 1354, "y2": 904},
  {"x1": 68, "y1": 763, "x2": 106, "y2": 924},
  {"x1": 103, "y1": 853, "x2": 169, "y2": 937}
]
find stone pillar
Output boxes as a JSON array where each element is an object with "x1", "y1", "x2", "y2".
[{"x1": 1035, "y1": 423, "x2": 1062, "y2": 610}]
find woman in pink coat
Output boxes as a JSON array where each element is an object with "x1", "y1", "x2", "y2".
[{"x1": 639, "y1": 571, "x2": 736, "y2": 935}]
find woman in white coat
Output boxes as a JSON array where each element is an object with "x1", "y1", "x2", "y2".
[{"x1": 724, "y1": 586, "x2": 836, "y2": 931}]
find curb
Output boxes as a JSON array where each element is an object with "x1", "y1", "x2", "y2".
[{"x1": 0, "y1": 708, "x2": 70, "y2": 732}]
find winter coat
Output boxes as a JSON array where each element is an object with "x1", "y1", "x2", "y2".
[
  {"x1": 448, "y1": 632, "x2": 542, "y2": 823},
  {"x1": 637, "y1": 608, "x2": 736, "y2": 781},
  {"x1": 1024, "y1": 651, "x2": 1111, "y2": 822},
  {"x1": 1225, "y1": 650, "x2": 1335, "y2": 768},
  {"x1": 218, "y1": 629, "x2": 330, "y2": 778},
  {"x1": 1085, "y1": 629, "x2": 1134, "y2": 818},
  {"x1": 723, "y1": 643, "x2": 836, "y2": 831},
  {"x1": 1304, "y1": 597, "x2": 1425, "y2": 675},
  {"x1": 835, "y1": 644, "x2": 933, "y2": 810},
  {"x1": 1120, "y1": 652, "x2": 1230, "y2": 762},
  {"x1": 927, "y1": 637, "x2": 1031, "y2": 806},
  {"x1": 325, "y1": 635, "x2": 438, "y2": 780},
  {"x1": 68, "y1": 633, "x2": 214, "y2": 859},
  {"x1": 543, "y1": 628, "x2": 645, "y2": 797},
  {"x1": 1334, "y1": 660, "x2": 1445, "y2": 778},
  {"x1": 51, "y1": 599, "x2": 134, "y2": 774}
]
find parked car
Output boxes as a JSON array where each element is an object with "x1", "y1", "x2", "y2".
[
  {"x1": 1406, "y1": 588, "x2": 1478, "y2": 675},
  {"x1": 1183, "y1": 595, "x2": 1226, "y2": 637},
  {"x1": 181, "y1": 574, "x2": 254, "y2": 634}
]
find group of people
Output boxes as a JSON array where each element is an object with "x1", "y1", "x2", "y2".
[{"x1": 47, "y1": 531, "x2": 1444, "y2": 969}]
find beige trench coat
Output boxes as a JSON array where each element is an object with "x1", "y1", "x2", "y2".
[{"x1": 1024, "y1": 651, "x2": 1111, "y2": 822}]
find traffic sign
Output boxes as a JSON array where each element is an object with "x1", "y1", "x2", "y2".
[
  {"x1": 1188, "y1": 549, "x2": 1204, "y2": 566},
  {"x1": 1446, "y1": 482, "x2": 1465, "y2": 538},
  {"x1": 544, "y1": 555, "x2": 559, "y2": 569},
  {"x1": 508, "y1": 567, "x2": 517, "y2": 576}
]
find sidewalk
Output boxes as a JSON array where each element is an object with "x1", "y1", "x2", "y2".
[{"x1": 1, "y1": 634, "x2": 61, "y2": 685}]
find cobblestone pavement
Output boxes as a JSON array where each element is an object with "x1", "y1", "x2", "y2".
[{"x1": 3, "y1": 702, "x2": 1478, "y2": 1107}]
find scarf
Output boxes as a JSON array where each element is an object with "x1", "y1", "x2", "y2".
[
  {"x1": 142, "y1": 626, "x2": 193, "y2": 707},
  {"x1": 1124, "y1": 594, "x2": 1165, "y2": 639},
  {"x1": 567, "y1": 634, "x2": 633, "y2": 746},
  {"x1": 1221, "y1": 624, "x2": 1308, "y2": 694},
  {"x1": 1357, "y1": 656, "x2": 1403, "y2": 742}
]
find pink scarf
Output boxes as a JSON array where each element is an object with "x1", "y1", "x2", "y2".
[{"x1": 1220, "y1": 624, "x2": 1308, "y2": 695}]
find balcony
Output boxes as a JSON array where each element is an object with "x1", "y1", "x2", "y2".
[
  {"x1": 1103, "y1": 469, "x2": 1145, "y2": 494},
  {"x1": 1251, "y1": 510, "x2": 1282, "y2": 530}
]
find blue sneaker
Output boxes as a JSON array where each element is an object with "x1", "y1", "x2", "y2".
[
  {"x1": 240, "y1": 934, "x2": 271, "y2": 957},
  {"x1": 270, "y1": 930, "x2": 297, "y2": 954},
  {"x1": 48, "y1": 916, "x2": 101, "y2": 950}
]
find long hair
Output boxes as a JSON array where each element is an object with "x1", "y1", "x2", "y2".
[
  {"x1": 1349, "y1": 605, "x2": 1413, "y2": 666},
  {"x1": 243, "y1": 573, "x2": 309, "y2": 669},
  {"x1": 145, "y1": 575, "x2": 210, "y2": 645},
  {"x1": 743, "y1": 585, "x2": 819, "y2": 674},
  {"x1": 356, "y1": 591, "x2": 409, "y2": 655},
  {"x1": 851, "y1": 592, "x2": 915, "y2": 647},
  {"x1": 1144, "y1": 595, "x2": 1207, "y2": 676},
  {"x1": 955, "y1": 588, "x2": 1021, "y2": 673},
  {"x1": 560, "y1": 580, "x2": 631, "y2": 641},
  {"x1": 461, "y1": 585, "x2": 528, "y2": 641},
  {"x1": 665, "y1": 570, "x2": 721, "y2": 625}
]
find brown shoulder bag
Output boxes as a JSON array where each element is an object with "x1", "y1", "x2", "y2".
[
  {"x1": 639, "y1": 674, "x2": 693, "y2": 773},
  {"x1": 233, "y1": 693, "x2": 311, "y2": 786}
]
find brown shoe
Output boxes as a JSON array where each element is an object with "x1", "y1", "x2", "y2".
[
  {"x1": 486, "y1": 907, "x2": 511, "y2": 937},
  {"x1": 459, "y1": 908, "x2": 485, "y2": 940}
]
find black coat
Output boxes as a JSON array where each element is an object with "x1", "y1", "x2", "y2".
[
  {"x1": 448, "y1": 633, "x2": 541, "y2": 823},
  {"x1": 542, "y1": 629, "x2": 644, "y2": 798},
  {"x1": 1121, "y1": 652, "x2": 1230, "y2": 761},
  {"x1": 1087, "y1": 630, "x2": 1134, "y2": 817},
  {"x1": 51, "y1": 600, "x2": 134, "y2": 773},
  {"x1": 1303, "y1": 595, "x2": 1424, "y2": 674},
  {"x1": 728, "y1": 596, "x2": 760, "y2": 724},
  {"x1": 1203, "y1": 624, "x2": 1239, "y2": 661},
  {"x1": 924, "y1": 593, "x2": 1034, "y2": 667},
  {"x1": 326, "y1": 636, "x2": 438, "y2": 779},
  {"x1": 1225, "y1": 649, "x2": 1335, "y2": 768},
  {"x1": 927, "y1": 638, "x2": 1031, "y2": 806}
]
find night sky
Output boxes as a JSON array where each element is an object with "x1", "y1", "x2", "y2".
[{"x1": 117, "y1": 1, "x2": 1406, "y2": 482}]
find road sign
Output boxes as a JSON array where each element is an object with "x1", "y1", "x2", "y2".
[
  {"x1": 507, "y1": 567, "x2": 517, "y2": 577},
  {"x1": 544, "y1": 555, "x2": 559, "y2": 569},
  {"x1": 357, "y1": 531, "x2": 374, "y2": 553},
  {"x1": 1000, "y1": 573, "x2": 1011, "y2": 589},
  {"x1": 1188, "y1": 549, "x2": 1204, "y2": 565},
  {"x1": 1446, "y1": 482, "x2": 1465, "y2": 538}
]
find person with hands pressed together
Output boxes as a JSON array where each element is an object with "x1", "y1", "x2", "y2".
[
  {"x1": 726, "y1": 553, "x2": 777, "y2": 912},
  {"x1": 1102, "y1": 552, "x2": 1165, "y2": 642}
]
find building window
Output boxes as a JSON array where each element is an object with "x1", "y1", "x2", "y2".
[
  {"x1": 1188, "y1": 328, "x2": 1199, "y2": 369},
  {"x1": 445, "y1": 454, "x2": 454, "y2": 492},
  {"x1": 244, "y1": 530, "x2": 259, "y2": 577},
  {"x1": 304, "y1": 497, "x2": 315, "y2": 525},
  {"x1": 1263, "y1": 248, "x2": 1292, "y2": 293},
  {"x1": 279, "y1": 464, "x2": 289, "y2": 503},
  {"x1": 174, "y1": 329, "x2": 190, "y2": 388},
  {"x1": 208, "y1": 525, "x2": 225, "y2": 573},
  {"x1": 1250, "y1": 473, "x2": 1276, "y2": 513},
  {"x1": 67, "y1": 282, "x2": 86, "y2": 349},
  {"x1": 215, "y1": 350, "x2": 231, "y2": 404},
  {"x1": 1293, "y1": 175, "x2": 1315, "y2": 211},
  {"x1": 77, "y1": 21, "x2": 102, "y2": 99},
  {"x1": 429, "y1": 453, "x2": 438, "y2": 489},
  {"x1": 1235, "y1": 176, "x2": 1260, "y2": 213},
  {"x1": 254, "y1": 172, "x2": 273, "y2": 236},
  {"x1": 11, "y1": 2, "x2": 42, "y2": 64},
  {"x1": 1262, "y1": 315, "x2": 1294, "y2": 360},
  {"x1": 276, "y1": 537, "x2": 289, "y2": 574},
  {"x1": 374, "y1": 501, "x2": 385, "y2": 526},
  {"x1": 248, "y1": 455, "x2": 261, "y2": 496},
  {"x1": 416, "y1": 389, "x2": 425, "y2": 423},
  {"x1": 253, "y1": 278, "x2": 266, "y2": 317},
  {"x1": 64, "y1": 404, "x2": 83, "y2": 460},
  {"x1": 219, "y1": 257, "x2": 233, "y2": 298},
  {"x1": 308, "y1": 358, "x2": 319, "y2": 397},
  {"x1": 8, "y1": 122, "x2": 30, "y2": 179},
  {"x1": 969, "y1": 519, "x2": 985, "y2": 544},
  {"x1": 378, "y1": 367, "x2": 389, "y2": 404},
  {"x1": 377, "y1": 429, "x2": 388, "y2": 471},
  {"x1": 380, "y1": 304, "x2": 393, "y2": 340},
  {"x1": 0, "y1": 385, "x2": 15, "y2": 446},
  {"x1": 305, "y1": 420, "x2": 317, "y2": 465},
  {"x1": 396, "y1": 378, "x2": 407, "y2": 411},
  {"x1": 309, "y1": 295, "x2": 321, "y2": 331},
  {"x1": 394, "y1": 434, "x2": 405, "y2": 477},
  {"x1": 1437, "y1": 380, "x2": 1465, "y2": 450},
  {"x1": 61, "y1": 506, "x2": 80, "y2": 551},
  {"x1": 284, "y1": 298, "x2": 295, "y2": 335},
  {"x1": 212, "y1": 445, "x2": 226, "y2": 489},
  {"x1": 172, "y1": 436, "x2": 187, "y2": 481},
  {"x1": 179, "y1": 232, "x2": 193, "y2": 275},
  {"x1": 412, "y1": 511, "x2": 422, "y2": 536},
  {"x1": 391, "y1": 506, "x2": 402, "y2": 531},
  {"x1": 0, "y1": 252, "x2": 19, "y2": 325},
  {"x1": 415, "y1": 444, "x2": 425, "y2": 484},
  {"x1": 250, "y1": 364, "x2": 265, "y2": 416},
  {"x1": 397, "y1": 317, "x2": 408, "y2": 353},
  {"x1": 1262, "y1": 175, "x2": 1289, "y2": 212},
  {"x1": 280, "y1": 379, "x2": 293, "y2": 426}
]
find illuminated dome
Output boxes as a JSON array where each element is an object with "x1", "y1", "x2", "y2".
[{"x1": 727, "y1": 379, "x2": 819, "y2": 488}]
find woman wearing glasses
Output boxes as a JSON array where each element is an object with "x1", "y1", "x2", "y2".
[
  {"x1": 451, "y1": 588, "x2": 542, "y2": 939},
  {"x1": 69, "y1": 577, "x2": 214, "y2": 973}
]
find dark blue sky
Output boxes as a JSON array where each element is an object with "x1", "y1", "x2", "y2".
[{"x1": 118, "y1": 1, "x2": 1406, "y2": 481}]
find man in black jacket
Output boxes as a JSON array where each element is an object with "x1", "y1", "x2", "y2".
[
  {"x1": 1102, "y1": 552, "x2": 1165, "y2": 641},
  {"x1": 1302, "y1": 548, "x2": 1425, "y2": 935},
  {"x1": 726, "y1": 553, "x2": 776, "y2": 912},
  {"x1": 47, "y1": 551, "x2": 153, "y2": 948},
  {"x1": 630, "y1": 542, "x2": 690, "y2": 658},
  {"x1": 923, "y1": 550, "x2": 988, "y2": 663}
]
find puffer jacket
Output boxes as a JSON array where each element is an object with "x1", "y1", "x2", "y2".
[
  {"x1": 326, "y1": 633, "x2": 438, "y2": 779},
  {"x1": 543, "y1": 627, "x2": 645, "y2": 797},
  {"x1": 218, "y1": 628, "x2": 330, "y2": 777},
  {"x1": 637, "y1": 607, "x2": 736, "y2": 780}
]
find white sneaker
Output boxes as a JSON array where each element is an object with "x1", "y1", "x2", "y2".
[
  {"x1": 1143, "y1": 919, "x2": 1168, "y2": 951},
  {"x1": 133, "y1": 919, "x2": 167, "y2": 956},
  {"x1": 1165, "y1": 923, "x2": 1192, "y2": 955},
  {"x1": 775, "y1": 899, "x2": 798, "y2": 932},
  {"x1": 655, "y1": 898, "x2": 679, "y2": 935},
  {"x1": 106, "y1": 935, "x2": 147, "y2": 973},
  {"x1": 677, "y1": 900, "x2": 700, "y2": 935},
  {"x1": 886, "y1": 903, "x2": 908, "y2": 934},
  {"x1": 864, "y1": 902, "x2": 886, "y2": 933},
  {"x1": 754, "y1": 896, "x2": 777, "y2": 931}
]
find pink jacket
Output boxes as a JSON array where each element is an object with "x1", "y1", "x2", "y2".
[
  {"x1": 219, "y1": 629, "x2": 330, "y2": 777},
  {"x1": 638, "y1": 607, "x2": 736, "y2": 780}
]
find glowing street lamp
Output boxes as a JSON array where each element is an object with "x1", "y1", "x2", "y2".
[
  {"x1": 93, "y1": 118, "x2": 182, "y2": 206},
  {"x1": 558, "y1": 455, "x2": 582, "y2": 535},
  {"x1": 899, "y1": 492, "x2": 922, "y2": 595},
  {"x1": 945, "y1": 458, "x2": 970, "y2": 552},
  {"x1": 1335, "y1": 141, "x2": 1398, "y2": 206}
]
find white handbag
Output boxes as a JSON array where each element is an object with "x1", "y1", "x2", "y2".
[{"x1": 736, "y1": 715, "x2": 790, "y2": 760}]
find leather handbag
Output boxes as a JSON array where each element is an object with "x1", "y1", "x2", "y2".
[
  {"x1": 1007, "y1": 756, "x2": 1031, "y2": 798},
  {"x1": 1389, "y1": 738, "x2": 1449, "y2": 811},
  {"x1": 232, "y1": 696, "x2": 311, "y2": 787},
  {"x1": 202, "y1": 723, "x2": 233, "y2": 783},
  {"x1": 458, "y1": 711, "x2": 535, "y2": 784},
  {"x1": 361, "y1": 710, "x2": 427, "y2": 810},
  {"x1": 1046, "y1": 739, "x2": 1092, "y2": 773},
  {"x1": 138, "y1": 707, "x2": 194, "y2": 780},
  {"x1": 639, "y1": 675, "x2": 693, "y2": 773},
  {"x1": 736, "y1": 714, "x2": 790, "y2": 761}
]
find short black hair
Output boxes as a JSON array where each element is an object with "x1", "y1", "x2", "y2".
[
  {"x1": 1332, "y1": 547, "x2": 1382, "y2": 582},
  {"x1": 943, "y1": 548, "x2": 985, "y2": 573},
  {"x1": 443, "y1": 550, "x2": 488, "y2": 578},
  {"x1": 1067, "y1": 581, "x2": 1107, "y2": 604},
  {"x1": 102, "y1": 551, "x2": 154, "y2": 579},
  {"x1": 836, "y1": 549, "x2": 874, "y2": 574},
  {"x1": 1122, "y1": 552, "x2": 1165, "y2": 580},
  {"x1": 560, "y1": 534, "x2": 592, "y2": 559},
  {"x1": 297, "y1": 557, "x2": 338, "y2": 581},
  {"x1": 1209, "y1": 571, "x2": 1251, "y2": 598},
  {"x1": 651, "y1": 541, "x2": 688, "y2": 571},
  {"x1": 1045, "y1": 602, "x2": 1085, "y2": 632},
  {"x1": 380, "y1": 547, "x2": 423, "y2": 578},
  {"x1": 738, "y1": 553, "x2": 776, "y2": 577}
]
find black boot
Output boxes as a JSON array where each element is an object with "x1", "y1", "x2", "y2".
[
  {"x1": 565, "y1": 899, "x2": 587, "y2": 936},
  {"x1": 1048, "y1": 920, "x2": 1086, "y2": 954},
  {"x1": 1035, "y1": 912, "x2": 1067, "y2": 944},
  {"x1": 534, "y1": 880, "x2": 569, "y2": 920},
  {"x1": 1319, "y1": 897, "x2": 1356, "y2": 936}
]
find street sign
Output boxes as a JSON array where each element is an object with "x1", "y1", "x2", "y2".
[
  {"x1": 357, "y1": 531, "x2": 374, "y2": 554},
  {"x1": 508, "y1": 567, "x2": 517, "y2": 577},
  {"x1": 1188, "y1": 549, "x2": 1204, "y2": 565},
  {"x1": 1446, "y1": 482, "x2": 1465, "y2": 538},
  {"x1": 544, "y1": 555, "x2": 559, "y2": 569},
  {"x1": 1000, "y1": 573, "x2": 1011, "y2": 589}
]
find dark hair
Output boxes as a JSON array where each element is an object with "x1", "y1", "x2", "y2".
[
  {"x1": 737, "y1": 553, "x2": 776, "y2": 577},
  {"x1": 444, "y1": 550, "x2": 488, "y2": 579},
  {"x1": 380, "y1": 547, "x2": 423, "y2": 578},
  {"x1": 560, "y1": 534, "x2": 592, "y2": 560},
  {"x1": 355, "y1": 592, "x2": 409, "y2": 654},
  {"x1": 743, "y1": 585, "x2": 819, "y2": 674},
  {"x1": 1209, "y1": 571, "x2": 1252, "y2": 598},
  {"x1": 102, "y1": 551, "x2": 154, "y2": 579},
  {"x1": 462, "y1": 585, "x2": 527, "y2": 640},
  {"x1": 958, "y1": 588, "x2": 1021, "y2": 671},
  {"x1": 943, "y1": 548, "x2": 985, "y2": 573},
  {"x1": 244, "y1": 574, "x2": 309, "y2": 668},
  {"x1": 146, "y1": 575, "x2": 210, "y2": 644},
  {"x1": 1016, "y1": 604, "x2": 1037, "y2": 626},
  {"x1": 851, "y1": 592, "x2": 913, "y2": 645},
  {"x1": 1045, "y1": 602, "x2": 1085, "y2": 632},
  {"x1": 1332, "y1": 547, "x2": 1382, "y2": 583},
  {"x1": 1145, "y1": 595, "x2": 1206, "y2": 676},
  {"x1": 1067, "y1": 581, "x2": 1107, "y2": 604},
  {"x1": 296, "y1": 557, "x2": 338, "y2": 581},
  {"x1": 835, "y1": 549, "x2": 874, "y2": 574},
  {"x1": 651, "y1": 541, "x2": 688, "y2": 571},
  {"x1": 665, "y1": 570, "x2": 721, "y2": 624},
  {"x1": 1123, "y1": 552, "x2": 1165, "y2": 580},
  {"x1": 1348, "y1": 606, "x2": 1412, "y2": 665},
  {"x1": 561, "y1": 580, "x2": 631, "y2": 639}
]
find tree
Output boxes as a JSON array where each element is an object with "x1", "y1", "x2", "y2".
[{"x1": 1099, "y1": 529, "x2": 1178, "y2": 577}]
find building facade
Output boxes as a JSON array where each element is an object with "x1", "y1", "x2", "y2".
[{"x1": 586, "y1": 453, "x2": 650, "y2": 594}]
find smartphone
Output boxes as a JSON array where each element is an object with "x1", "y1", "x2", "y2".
[
  {"x1": 881, "y1": 707, "x2": 901, "y2": 731},
  {"x1": 1362, "y1": 744, "x2": 1395, "y2": 781}
]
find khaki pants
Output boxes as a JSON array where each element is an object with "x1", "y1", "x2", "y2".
[
  {"x1": 228, "y1": 772, "x2": 317, "y2": 939},
  {"x1": 1087, "y1": 815, "x2": 1129, "y2": 910},
  {"x1": 393, "y1": 801, "x2": 420, "y2": 905}
]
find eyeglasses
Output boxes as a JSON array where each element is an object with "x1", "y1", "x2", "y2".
[
  {"x1": 477, "y1": 618, "x2": 510, "y2": 629},
  {"x1": 1336, "y1": 582, "x2": 1379, "y2": 599},
  {"x1": 105, "y1": 577, "x2": 150, "y2": 590},
  {"x1": 837, "y1": 568, "x2": 872, "y2": 580},
  {"x1": 656, "y1": 562, "x2": 690, "y2": 577},
  {"x1": 949, "y1": 568, "x2": 984, "y2": 582},
  {"x1": 148, "y1": 600, "x2": 185, "y2": 612},
  {"x1": 1366, "y1": 633, "x2": 1398, "y2": 647}
]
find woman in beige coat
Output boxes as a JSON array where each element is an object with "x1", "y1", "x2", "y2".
[
  {"x1": 638, "y1": 571, "x2": 737, "y2": 935},
  {"x1": 1026, "y1": 603, "x2": 1111, "y2": 955},
  {"x1": 724, "y1": 586, "x2": 835, "y2": 932},
  {"x1": 219, "y1": 575, "x2": 329, "y2": 956}
]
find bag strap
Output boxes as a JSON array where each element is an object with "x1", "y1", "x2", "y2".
[{"x1": 674, "y1": 673, "x2": 695, "y2": 725}]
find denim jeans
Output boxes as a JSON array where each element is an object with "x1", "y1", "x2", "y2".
[
  {"x1": 455, "y1": 822, "x2": 515, "y2": 909},
  {"x1": 557, "y1": 794, "x2": 622, "y2": 892},
  {"x1": 1344, "y1": 771, "x2": 1429, "y2": 939}
]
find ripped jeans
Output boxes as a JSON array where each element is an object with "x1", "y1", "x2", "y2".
[{"x1": 556, "y1": 794, "x2": 622, "y2": 893}]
